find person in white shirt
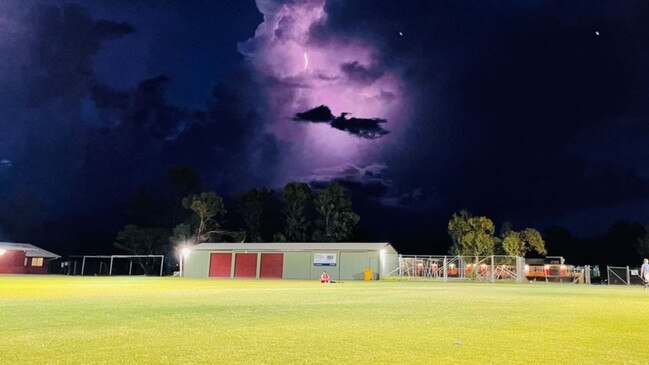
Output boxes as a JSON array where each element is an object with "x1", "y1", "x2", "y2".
[{"x1": 640, "y1": 259, "x2": 649, "y2": 288}]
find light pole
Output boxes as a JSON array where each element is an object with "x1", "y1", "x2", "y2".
[{"x1": 180, "y1": 246, "x2": 191, "y2": 277}]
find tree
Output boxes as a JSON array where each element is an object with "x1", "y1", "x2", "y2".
[
  {"x1": 313, "y1": 182, "x2": 360, "y2": 242},
  {"x1": 114, "y1": 225, "x2": 170, "y2": 274},
  {"x1": 501, "y1": 228, "x2": 547, "y2": 257},
  {"x1": 447, "y1": 211, "x2": 496, "y2": 256},
  {"x1": 170, "y1": 222, "x2": 193, "y2": 246},
  {"x1": 181, "y1": 191, "x2": 227, "y2": 242},
  {"x1": 637, "y1": 225, "x2": 649, "y2": 259},
  {"x1": 520, "y1": 228, "x2": 547, "y2": 255},
  {"x1": 114, "y1": 225, "x2": 170, "y2": 255},
  {"x1": 500, "y1": 221, "x2": 514, "y2": 237},
  {"x1": 167, "y1": 165, "x2": 201, "y2": 224},
  {"x1": 448, "y1": 210, "x2": 472, "y2": 255},
  {"x1": 238, "y1": 188, "x2": 271, "y2": 242},
  {"x1": 282, "y1": 182, "x2": 313, "y2": 241}
]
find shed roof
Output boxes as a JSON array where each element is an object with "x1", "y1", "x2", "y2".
[
  {"x1": 0, "y1": 242, "x2": 60, "y2": 259},
  {"x1": 191, "y1": 242, "x2": 396, "y2": 252}
]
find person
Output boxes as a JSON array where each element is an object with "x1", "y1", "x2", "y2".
[
  {"x1": 320, "y1": 271, "x2": 330, "y2": 284},
  {"x1": 641, "y1": 259, "x2": 649, "y2": 288}
]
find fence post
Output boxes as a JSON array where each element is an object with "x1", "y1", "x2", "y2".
[
  {"x1": 398, "y1": 254, "x2": 402, "y2": 280},
  {"x1": 491, "y1": 255, "x2": 495, "y2": 282},
  {"x1": 443, "y1": 256, "x2": 448, "y2": 282},
  {"x1": 606, "y1": 266, "x2": 610, "y2": 285},
  {"x1": 626, "y1": 266, "x2": 631, "y2": 285}
]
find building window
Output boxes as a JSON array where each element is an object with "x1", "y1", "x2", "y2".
[
  {"x1": 24, "y1": 257, "x2": 28, "y2": 266},
  {"x1": 31, "y1": 257, "x2": 43, "y2": 267}
]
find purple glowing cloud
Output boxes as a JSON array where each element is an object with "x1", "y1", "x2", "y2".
[{"x1": 238, "y1": 0, "x2": 410, "y2": 182}]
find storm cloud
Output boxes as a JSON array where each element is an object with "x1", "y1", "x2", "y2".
[
  {"x1": 293, "y1": 105, "x2": 389, "y2": 139},
  {"x1": 238, "y1": 0, "x2": 409, "y2": 183}
]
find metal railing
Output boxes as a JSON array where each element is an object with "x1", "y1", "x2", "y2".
[
  {"x1": 386, "y1": 255, "x2": 594, "y2": 284},
  {"x1": 388, "y1": 255, "x2": 526, "y2": 283}
]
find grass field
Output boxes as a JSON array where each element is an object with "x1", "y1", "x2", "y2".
[{"x1": 1, "y1": 276, "x2": 648, "y2": 364}]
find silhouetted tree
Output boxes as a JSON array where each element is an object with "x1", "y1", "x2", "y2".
[
  {"x1": 114, "y1": 225, "x2": 170, "y2": 255},
  {"x1": 167, "y1": 165, "x2": 201, "y2": 224},
  {"x1": 282, "y1": 182, "x2": 313, "y2": 241},
  {"x1": 238, "y1": 188, "x2": 271, "y2": 242},
  {"x1": 637, "y1": 225, "x2": 649, "y2": 260},
  {"x1": 182, "y1": 191, "x2": 226, "y2": 242},
  {"x1": 313, "y1": 182, "x2": 359, "y2": 242}
]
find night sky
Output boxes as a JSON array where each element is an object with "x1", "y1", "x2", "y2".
[{"x1": 1, "y1": 0, "x2": 649, "y2": 264}]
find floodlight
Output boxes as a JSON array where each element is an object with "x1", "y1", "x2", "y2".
[
  {"x1": 0, "y1": 248, "x2": 5, "y2": 256},
  {"x1": 181, "y1": 247, "x2": 191, "y2": 257}
]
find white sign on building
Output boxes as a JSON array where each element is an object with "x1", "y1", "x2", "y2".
[{"x1": 314, "y1": 253, "x2": 337, "y2": 266}]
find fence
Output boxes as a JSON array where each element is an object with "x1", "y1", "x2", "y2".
[
  {"x1": 607, "y1": 266, "x2": 644, "y2": 285},
  {"x1": 386, "y1": 255, "x2": 526, "y2": 283},
  {"x1": 385, "y1": 255, "x2": 592, "y2": 284}
]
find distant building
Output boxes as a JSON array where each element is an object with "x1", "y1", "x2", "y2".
[
  {"x1": 0, "y1": 242, "x2": 60, "y2": 274},
  {"x1": 184, "y1": 242, "x2": 399, "y2": 280}
]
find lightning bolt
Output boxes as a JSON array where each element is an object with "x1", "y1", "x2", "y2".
[{"x1": 304, "y1": 52, "x2": 309, "y2": 70}]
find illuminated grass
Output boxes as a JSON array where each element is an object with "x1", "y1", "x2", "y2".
[{"x1": 1, "y1": 276, "x2": 648, "y2": 364}]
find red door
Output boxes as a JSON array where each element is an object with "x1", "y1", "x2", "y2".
[
  {"x1": 0, "y1": 251, "x2": 27, "y2": 274},
  {"x1": 209, "y1": 253, "x2": 232, "y2": 277},
  {"x1": 260, "y1": 253, "x2": 283, "y2": 278},
  {"x1": 234, "y1": 253, "x2": 257, "y2": 278}
]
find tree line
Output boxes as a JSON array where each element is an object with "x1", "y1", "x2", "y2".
[
  {"x1": 447, "y1": 210, "x2": 546, "y2": 257},
  {"x1": 113, "y1": 166, "x2": 360, "y2": 259},
  {"x1": 447, "y1": 210, "x2": 649, "y2": 265}
]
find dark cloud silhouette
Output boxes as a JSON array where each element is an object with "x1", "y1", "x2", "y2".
[
  {"x1": 293, "y1": 104, "x2": 334, "y2": 122},
  {"x1": 294, "y1": 105, "x2": 389, "y2": 139},
  {"x1": 340, "y1": 61, "x2": 384, "y2": 85},
  {"x1": 21, "y1": 4, "x2": 134, "y2": 106},
  {"x1": 330, "y1": 114, "x2": 388, "y2": 140}
]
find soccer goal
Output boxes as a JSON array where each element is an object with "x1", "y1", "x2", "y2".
[{"x1": 68, "y1": 255, "x2": 165, "y2": 276}]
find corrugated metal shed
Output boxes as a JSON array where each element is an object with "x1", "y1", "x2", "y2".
[
  {"x1": 184, "y1": 242, "x2": 399, "y2": 280},
  {"x1": 0, "y1": 242, "x2": 60, "y2": 259}
]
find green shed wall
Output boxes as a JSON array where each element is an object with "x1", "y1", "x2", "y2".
[
  {"x1": 338, "y1": 252, "x2": 368, "y2": 280},
  {"x1": 184, "y1": 250, "x2": 210, "y2": 278},
  {"x1": 186, "y1": 245, "x2": 396, "y2": 280},
  {"x1": 282, "y1": 252, "x2": 311, "y2": 279}
]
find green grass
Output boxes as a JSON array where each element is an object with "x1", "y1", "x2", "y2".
[{"x1": 1, "y1": 276, "x2": 648, "y2": 364}]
